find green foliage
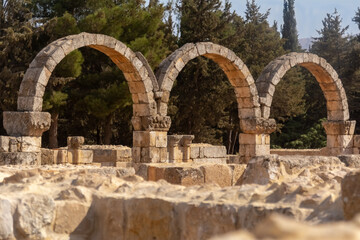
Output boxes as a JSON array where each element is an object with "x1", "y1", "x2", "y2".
[
  {"x1": 311, "y1": 10, "x2": 349, "y2": 75},
  {"x1": 281, "y1": 0, "x2": 300, "y2": 51},
  {"x1": 271, "y1": 118, "x2": 327, "y2": 149}
]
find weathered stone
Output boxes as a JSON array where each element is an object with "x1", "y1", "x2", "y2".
[
  {"x1": 54, "y1": 201, "x2": 92, "y2": 234},
  {"x1": 240, "y1": 118, "x2": 276, "y2": 134},
  {"x1": 0, "y1": 136, "x2": 10, "y2": 152},
  {"x1": 200, "y1": 164, "x2": 232, "y2": 187},
  {"x1": 67, "y1": 136, "x2": 85, "y2": 149},
  {"x1": 68, "y1": 149, "x2": 93, "y2": 164},
  {"x1": 0, "y1": 152, "x2": 41, "y2": 165},
  {"x1": 338, "y1": 155, "x2": 360, "y2": 168},
  {"x1": 3, "y1": 112, "x2": 51, "y2": 137},
  {"x1": 203, "y1": 146, "x2": 227, "y2": 158},
  {"x1": 18, "y1": 137, "x2": 41, "y2": 152},
  {"x1": 0, "y1": 199, "x2": 14, "y2": 240},
  {"x1": 342, "y1": 171, "x2": 360, "y2": 220},
  {"x1": 322, "y1": 120, "x2": 356, "y2": 135},
  {"x1": 354, "y1": 135, "x2": 360, "y2": 148},
  {"x1": 229, "y1": 164, "x2": 247, "y2": 186},
  {"x1": 15, "y1": 194, "x2": 55, "y2": 238}
]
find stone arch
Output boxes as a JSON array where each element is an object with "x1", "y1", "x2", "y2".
[
  {"x1": 17, "y1": 32, "x2": 158, "y2": 119},
  {"x1": 156, "y1": 42, "x2": 261, "y2": 120},
  {"x1": 256, "y1": 52, "x2": 349, "y2": 121}
]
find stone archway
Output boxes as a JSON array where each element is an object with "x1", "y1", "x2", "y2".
[
  {"x1": 256, "y1": 52, "x2": 356, "y2": 155},
  {"x1": 156, "y1": 42, "x2": 276, "y2": 162},
  {"x1": 3, "y1": 32, "x2": 166, "y2": 163}
]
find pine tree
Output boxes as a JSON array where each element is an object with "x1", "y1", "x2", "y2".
[
  {"x1": 170, "y1": 0, "x2": 239, "y2": 150},
  {"x1": 311, "y1": 9, "x2": 349, "y2": 75},
  {"x1": 281, "y1": 0, "x2": 300, "y2": 51},
  {"x1": 0, "y1": 0, "x2": 35, "y2": 134},
  {"x1": 353, "y1": 8, "x2": 360, "y2": 31}
]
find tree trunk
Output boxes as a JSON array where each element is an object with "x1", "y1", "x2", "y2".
[
  {"x1": 103, "y1": 115, "x2": 113, "y2": 145},
  {"x1": 49, "y1": 111, "x2": 59, "y2": 149}
]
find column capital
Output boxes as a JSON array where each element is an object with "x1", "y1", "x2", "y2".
[
  {"x1": 322, "y1": 120, "x2": 356, "y2": 135},
  {"x1": 240, "y1": 118, "x2": 276, "y2": 134},
  {"x1": 3, "y1": 111, "x2": 51, "y2": 137}
]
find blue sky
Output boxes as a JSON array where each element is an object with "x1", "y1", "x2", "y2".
[
  {"x1": 149, "y1": 0, "x2": 360, "y2": 38},
  {"x1": 231, "y1": 0, "x2": 359, "y2": 38}
]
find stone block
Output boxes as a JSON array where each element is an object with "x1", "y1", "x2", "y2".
[
  {"x1": 41, "y1": 148, "x2": 54, "y2": 165},
  {"x1": 17, "y1": 96, "x2": 44, "y2": 112},
  {"x1": 322, "y1": 121, "x2": 356, "y2": 135},
  {"x1": 141, "y1": 147, "x2": 160, "y2": 163},
  {"x1": 354, "y1": 135, "x2": 360, "y2": 148},
  {"x1": 203, "y1": 146, "x2": 227, "y2": 158},
  {"x1": 338, "y1": 155, "x2": 360, "y2": 168},
  {"x1": 229, "y1": 164, "x2": 247, "y2": 186},
  {"x1": 18, "y1": 137, "x2": 41, "y2": 152},
  {"x1": 54, "y1": 149, "x2": 68, "y2": 164},
  {"x1": 240, "y1": 118, "x2": 276, "y2": 134},
  {"x1": 3, "y1": 112, "x2": 51, "y2": 137},
  {"x1": 161, "y1": 166, "x2": 204, "y2": 186},
  {"x1": 155, "y1": 132, "x2": 167, "y2": 148},
  {"x1": 67, "y1": 136, "x2": 84, "y2": 149},
  {"x1": 0, "y1": 136, "x2": 10, "y2": 152},
  {"x1": 226, "y1": 155, "x2": 241, "y2": 164},
  {"x1": 190, "y1": 146, "x2": 200, "y2": 159},
  {"x1": 68, "y1": 149, "x2": 93, "y2": 164},
  {"x1": 327, "y1": 135, "x2": 353, "y2": 148},
  {"x1": 193, "y1": 158, "x2": 227, "y2": 164},
  {"x1": 132, "y1": 147, "x2": 141, "y2": 163},
  {"x1": 199, "y1": 164, "x2": 232, "y2": 187},
  {"x1": 133, "y1": 131, "x2": 156, "y2": 147},
  {"x1": 0, "y1": 152, "x2": 41, "y2": 165},
  {"x1": 342, "y1": 171, "x2": 360, "y2": 220}
]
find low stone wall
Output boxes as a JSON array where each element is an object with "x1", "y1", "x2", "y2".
[
  {"x1": 190, "y1": 144, "x2": 227, "y2": 163},
  {"x1": 270, "y1": 149, "x2": 323, "y2": 156}
]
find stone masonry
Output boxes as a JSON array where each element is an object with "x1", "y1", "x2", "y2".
[{"x1": 0, "y1": 34, "x2": 358, "y2": 166}]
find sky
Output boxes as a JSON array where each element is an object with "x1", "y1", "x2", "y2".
[
  {"x1": 149, "y1": 0, "x2": 360, "y2": 39},
  {"x1": 231, "y1": 0, "x2": 359, "y2": 38}
]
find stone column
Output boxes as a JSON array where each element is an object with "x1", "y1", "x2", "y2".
[
  {"x1": 239, "y1": 118, "x2": 276, "y2": 163},
  {"x1": 322, "y1": 120, "x2": 356, "y2": 155},
  {"x1": 132, "y1": 115, "x2": 171, "y2": 163},
  {"x1": 167, "y1": 135, "x2": 194, "y2": 163},
  {"x1": 1, "y1": 111, "x2": 51, "y2": 165}
]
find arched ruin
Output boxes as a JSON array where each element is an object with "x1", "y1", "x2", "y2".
[
  {"x1": 156, "y1": 42, "x2": 276, "y2": 162},
  {"x1": 257, "y1": 52, "x2": 356, "y2": 155},
  {"x1": 0, "y1": 35, "x2": 358, "y2": 166},
  {"x1": 2, "y1": 33, "x2": 167, "y2": 163},
  {"x1": 156, "y1": 42, "x2": 261, "y2": 120}
]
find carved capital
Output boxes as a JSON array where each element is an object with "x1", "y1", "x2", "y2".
[
  {"x1": 3, "y1": 111, "x2": 51, "y2": 137},
  {"x1": 141, "y1": 115, "x2": 171, "y2": 131},
  {"x1": 240, "y1": 118, "x2": 276, "y2": 134},
  {"x1": 322, "y1": 120, "x2": 356, "y2": 135}
]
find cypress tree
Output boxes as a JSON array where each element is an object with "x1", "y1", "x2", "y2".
[{"x1": 281, "y1": 0, "x2": 300, "y2": 51}]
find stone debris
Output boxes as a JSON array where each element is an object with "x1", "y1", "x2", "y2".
[{"x1": 0, "y1": 155, "x2": 356, "y2": 239}]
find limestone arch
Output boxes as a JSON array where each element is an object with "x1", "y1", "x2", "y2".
[
  {"x1": 18, "y1": 32, "x2": 158, "y2": 119},
  {"x1": 156, "y1": 42, "x2": 261, "y2": 120},
  {"x1": 256, "y1": 52, "x2": 349, "y2": 121}
]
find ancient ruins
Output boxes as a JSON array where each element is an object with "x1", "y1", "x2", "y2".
[
  {"x1": 0, "y1": 33, "x2": 360, "y2": 239},
  {"x1": 0, "y1": 32, "x2": 358, "y2": 164}
]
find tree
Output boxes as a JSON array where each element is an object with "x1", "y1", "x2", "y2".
[
  {"x1": 353, "y1": 7, "x2": 360, "y2": 31},
  {"x1": 281, "y1": 0, "x2": 300, "y2": 51},
  {"x1": 236, "y1": 0, "x2": 284, "y2": 78},
  {"x1": 0, "y1": 0, "x2": 35, "y2": 134},
  {"x1": 311, "y1": 9, "x2": 349, "y2": 75},
  {"x1": 169, "y1": 0, "x2": 239, "y2": 151}
]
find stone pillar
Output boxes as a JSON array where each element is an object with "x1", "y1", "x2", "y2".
[
  {"x1": 132, "y1": 115, "x2": 171, "y2": 163},
  {"x1": 322, "y1": 120, "x2": 356, "y2": 155},
  {"x1": 1, "y1": 111, "x2": 51, "y2": 165},
  {"x1": 167, "y1": 135, "x2": 194, "y2": 163},
  {"x1": 239, "y1": 118, "x2": 276, "y2": 163}
]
